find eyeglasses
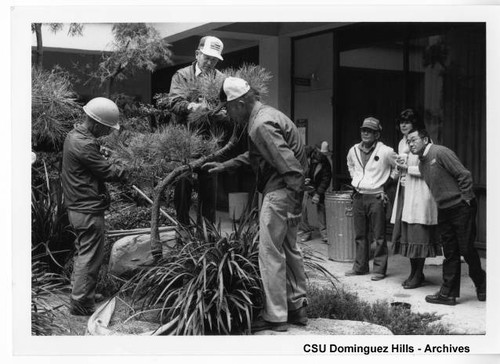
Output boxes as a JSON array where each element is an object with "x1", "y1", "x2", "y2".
[{"x1": 407, "y1": 137, "x2": 421, "y2": 145}]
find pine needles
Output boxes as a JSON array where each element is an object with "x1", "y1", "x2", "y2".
[
  {"x1": 103, "y1": 124, "x2": 222, "y2": 188},
  {"x1": 32, "y1": 67, "x2": 82, "y2": 151}
]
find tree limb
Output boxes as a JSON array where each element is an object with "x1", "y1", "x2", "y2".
[{"x1": 150, "y1": 124, "x2": 239, "y2": 259}]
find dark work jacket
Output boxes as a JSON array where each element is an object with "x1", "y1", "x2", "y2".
[
  {"x1": 167, "y1": 62, "x2": 225, "y2": 126},
  {"x1": 307, "y1": 153, "x2": 332, "y2": 203},
  {"x1": 61, "y1": 124, "x2": 126, "y2": 213}
]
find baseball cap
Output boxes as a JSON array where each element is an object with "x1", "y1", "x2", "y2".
[
  {"x1": 198, "y1": 36, "x2": 224, "y2": 61},
  {"x1": 360, "y1": 117, "x2": 382, "y2": 131},
  {"x1": 211, "y1": 77, "x2": 251, "y2": 114}
]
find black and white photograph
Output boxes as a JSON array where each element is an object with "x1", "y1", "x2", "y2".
[{"x1": 6, "y1": 0, "x2": 500, "y2": 362}]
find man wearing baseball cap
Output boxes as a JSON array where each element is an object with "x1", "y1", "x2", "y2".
[
  {"x1": 62, "y1": 97, "x2": 127, "y2": 315},
  {"x1": 204, "y1": 77, "x2": 309, "y2": 333},
  {"x1": 167, "y1": 36, "x2": 225, "y2": 226},
  {"x1": 345, "y1": 117, "x2": 397, "y2": 281}
]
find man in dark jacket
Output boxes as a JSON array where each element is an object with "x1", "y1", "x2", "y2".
[
  {"x1": 167, "y1": 36, "x2": 225, "y2": 225},
  {"x1": 408, "y1": 128, "x2": 486, "y2": 305},
  {"x1": 298, "y1": 145, "x2": 332, "y2": 242},
  {"x1": 61, "y1": 97, "x2": 127, "y2": 315}
]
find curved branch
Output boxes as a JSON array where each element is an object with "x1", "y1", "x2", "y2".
[{"x1": 150, "y1": 125, "x2": 239, "y2": 259}]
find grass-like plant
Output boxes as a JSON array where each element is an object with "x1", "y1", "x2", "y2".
[
  {"x1": 119, "y1": 209, "x2": 336, "y2": 335},
  {"x1": 31, "y1": 255, "x2": 70, "y2": 335}
]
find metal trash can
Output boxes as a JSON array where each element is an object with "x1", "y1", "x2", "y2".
[{"x1": 325, "y1": 192, "x2": 355, "y2": 262}]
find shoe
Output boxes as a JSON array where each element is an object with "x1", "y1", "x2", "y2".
[
  {"x1": 69, "y1": 300, "x2": 95, "y2": 316},
  {"x1": 251, "y1": 319, "x2": 288, "y2": 333},
  {"x1": 476, "y1": 281, "x2": 486, "y2": 301},
  {"x1": 345, "y1": 269, "x2": 368, "y2": 277},
  {"x1": 288, "y1": 305, "x2": 308, "y2": 326},
  {"x1": 403, "y1": 275, "x2": 425, "y2": 289},
  {"x1": 425, "y1": 292, "x2": 456, "y2": 306},
  {"x1": 371, "y1": 273, "x2": 385, "y2": 281}
]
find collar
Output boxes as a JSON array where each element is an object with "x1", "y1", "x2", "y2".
[
  {"x1": 358, "y1": 141, "x2": 378, "y2": 154},
  {"x1": 75, "y1": 123, "x2": 95, "y2": 138},
  {"x1": 248, "y1": 101, "x2": 264, "y2": 129},
  {"x1": 195, "y1": 62, "x2": 203, "y2": 77},
  {"x1": 422, "y1": 143, "x2": 432, "y2": 157}
]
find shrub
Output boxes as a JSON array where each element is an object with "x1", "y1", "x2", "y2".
[
  {"x1": 306, "y1": 285, "x2": 450, "y2": 335},
  {"x1": 32, "y1": 66, "x2": 82, "y2": 152}
]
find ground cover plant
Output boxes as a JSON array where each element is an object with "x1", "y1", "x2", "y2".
[{"x1": 306, "y1": 285, "x2": 451, "y2": 335}]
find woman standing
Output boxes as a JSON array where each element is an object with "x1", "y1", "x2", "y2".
[{"x1": 391, "y1": 109, "x2": 441, "y2": 289}]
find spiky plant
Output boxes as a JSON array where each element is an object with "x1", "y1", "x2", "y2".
[
  {"x1": 31, "y1": 256, "x2": 70, "y2": 335},
  {"x1": 31, "y1": 66, "x2": 82, "y2": 151},
  {"x1": 118, "y1": 208, "x2": 336, "y2": 335},
  {"x1": 223, "y1": 63, "x2": 273, "y2": 100}
]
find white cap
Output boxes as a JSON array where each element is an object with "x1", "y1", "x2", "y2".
[
  {"x1": 199, "y1": 36, "x2": 224, "y2": 61},
  {"x1": 320, "y1": 141, "x2": 329, "y2": 154},
  {"x1": 222, "y1": 77, "x2": 250, "y2": 101}
]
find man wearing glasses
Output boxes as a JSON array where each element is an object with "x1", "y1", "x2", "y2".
[
  {"x1": 346, "y1": 117, "x2": 397, "y2": 281},
  {"x1": 407, "y1": 128, "x2": 486, "y2": 305}
]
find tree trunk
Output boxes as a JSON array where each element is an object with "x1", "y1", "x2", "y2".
[
  {"x1": 150, "y1": 125, "x2": 239, "y2": 259},
  {"x1": 34, "y1": 23, "x2": 43, "y2": 69}
]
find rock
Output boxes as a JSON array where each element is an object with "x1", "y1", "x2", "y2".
[
  {"x1": 253, "y1": 318, "x2": 393, "y2": 335},
  {"x1": 108, "y1": 231, "x2": 176, "y2": 276}
]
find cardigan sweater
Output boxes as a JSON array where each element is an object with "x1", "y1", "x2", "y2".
[
  {"x1": 347, "y1": 141, "x2": 397, "y2": 194},
  {"x1": 390, "y1": 137, "x2": 438, "y2": 225},
  {"x1": 418, "y1": 144, "x2": 475, "y2": 209}
]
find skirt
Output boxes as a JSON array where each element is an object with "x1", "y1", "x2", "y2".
[{"x1": 391, "y1": 186, "x2": 442, "y2": 258}]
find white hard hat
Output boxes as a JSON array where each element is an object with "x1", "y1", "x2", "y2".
[
  {"x1": 320, "y1": 141, "x2": 329, "y2": 154},
  {"x1": 83, "y1": 97, "x2": 120, "y2": 130},
  {"x1": 198, "y1": 36, "x2": 224, "y2": 61}
]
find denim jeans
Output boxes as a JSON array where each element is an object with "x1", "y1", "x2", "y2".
[
  {"x1": 68, "y1": 210, "x2": 105, "y2": 306},
  {"x1": 352, "y1": 193, "x2": 388, "y2": 275},
  {"x1": 259, "y1": 188, "x2": 308, "y2": 322},
  {"x1": 438, "y1": 200, "x2": 485, "y2": 297}
]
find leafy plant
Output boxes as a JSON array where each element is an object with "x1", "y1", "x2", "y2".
[{"x1": 32, "y1": 67, "x2": 83, "y2": 151}]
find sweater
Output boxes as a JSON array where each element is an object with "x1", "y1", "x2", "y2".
[
  {"x1": 347, "y1": 141, "x2": 397, "y2": 194},
  {"x1": 390, "y1": 137, "x2": 438, "y2": 225},
  {"x1": 418, "y1": 144, "x2": 475, "y2": 209}
]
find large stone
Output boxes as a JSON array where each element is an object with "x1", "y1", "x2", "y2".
[
  {"x1": 253, "y1": 318, "x2": 393, "y2": 335},
  {"x1": 108, "y1": 231, "x2": 176, "y2": 276}
]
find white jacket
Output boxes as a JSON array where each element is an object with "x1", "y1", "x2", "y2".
[{"x1": 347, "y1": 141, "x2": 396, "y2": 194}]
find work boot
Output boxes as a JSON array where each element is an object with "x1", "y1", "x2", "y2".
[
  {"x1": 69, "y1": 299, "x2": 95, "y2": 316},
  {"x1": 288, "y1": 305, "x2": 308, "y2": 326}
]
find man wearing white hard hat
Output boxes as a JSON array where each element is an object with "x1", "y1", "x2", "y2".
[
  {"x1": 167, "y1": 36, "x2": 225, "y2": 226},
  {"x1": 61, "y1": 97, "x2": 127, "y2": 316},
  {"x1": 204, "y1": 77, "x2": 309, "y2": 333}
]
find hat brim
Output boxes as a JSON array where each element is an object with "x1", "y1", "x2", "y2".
[
  {"x1": 201, "y1": 50, "x2": 223, "y2": 61},
  {"x1": 360, "y1": 126, "x2": 380, "y2": 131}
]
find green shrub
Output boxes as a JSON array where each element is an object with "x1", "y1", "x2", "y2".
[{"x1": 306, "y1": 285, "x2": 450, "y2": 335}]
